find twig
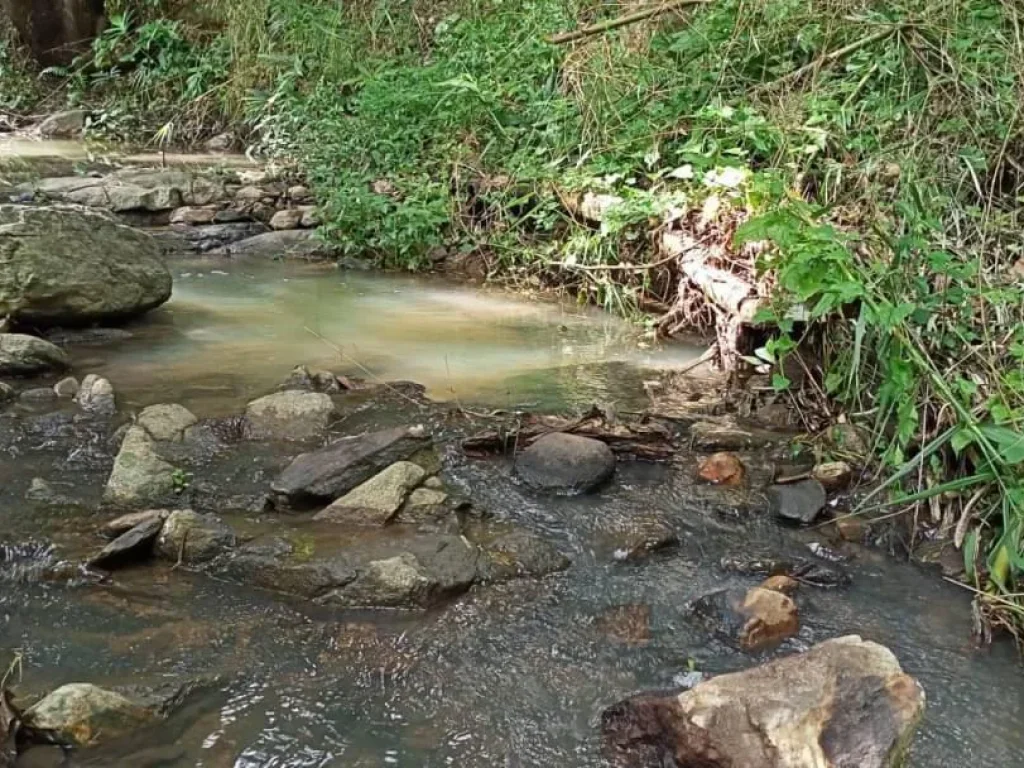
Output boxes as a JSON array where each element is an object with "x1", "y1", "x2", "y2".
[
  {"x1": 546, "y1": 0, "x2": 711, "y2": 45},
  {"x1": 674, "y1": 343, "x2": 719, "y2": 376}
]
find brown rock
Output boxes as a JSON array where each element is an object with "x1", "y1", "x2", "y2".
[
  {"x1": 813, "y1": 460, "x2": 853, "y2": 491},
  {"x1": 696, "y1": 452, "x2": 746, "y2": 486},
  {"x1": 270, "y1": 208, "x2": 304, "y2": 230},
  {"x1": 835, "y1": 516, "x2": 867, "y2": 542},
  {"x1": 602, "y1": 635, "x2": 925, "y2": 768},
  {"x1": 760, "y1": 574, "x2": 799, "y2": 595},
  {"x1": 688, "y1": 586, "x2": 799, "y2": 652},
  {"x1": 170, "y1": 206, "x2": 219, "y2": 226}
]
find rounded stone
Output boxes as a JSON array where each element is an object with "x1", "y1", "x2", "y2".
[
  {"x1": 514, "y1": 432, "x2": 615, "y2": 494},
  {"x1": 0, "y1": 334, "x2": 70, "y2": 376}
]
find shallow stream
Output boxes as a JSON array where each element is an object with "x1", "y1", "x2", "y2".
[{"x1": 1, "y1": 237, "x2": 1023, "y2": 767}]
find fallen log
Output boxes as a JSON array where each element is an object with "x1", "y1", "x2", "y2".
[{"x1": 462, "y1": 406, "x2": 676, "y2": 461}]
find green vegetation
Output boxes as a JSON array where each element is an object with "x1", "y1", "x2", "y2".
[{"x1": 8, "y1": 0, "x2": 1024, "y2": 639}]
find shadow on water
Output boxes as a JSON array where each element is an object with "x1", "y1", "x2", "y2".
[{"x1": 2, "y1": 262, "x2": 1023, "y2": 767}]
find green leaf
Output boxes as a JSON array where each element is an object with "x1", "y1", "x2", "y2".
[
  {"x1": 963, "y1": 529, "x2": 979, "y2": 586},
  {"x1": 950, "y1": 428, "x2": 974, "y2": 456},
  {"x1": 772, "y1": 373, "x2": 792, "y2": 391}
]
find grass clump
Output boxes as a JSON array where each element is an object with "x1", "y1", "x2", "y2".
[{"x1": 10, "y1": 0, "x2": 1024, "y2": 640}]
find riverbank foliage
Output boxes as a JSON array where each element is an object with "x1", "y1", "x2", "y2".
[{"x1": 8, "y1": 0, "x2": 1024, "y2": 640}]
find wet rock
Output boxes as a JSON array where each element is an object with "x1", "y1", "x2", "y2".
[
  {"x1": 719, "y1": 554, "x2": 851, "y2": 589},
  {"x1": 0, "y1": 205, "x2": 172, "y2": 327},
  {"x1": 768, "y1": 478, "x2": 827, "y2": 524},
  {"x1": 913, "y1": 539, "x2": 965, "y2": 579},
  {"x1": 515, "y1": 432, "x2": 615, "y2": 494},
  {"x1": 314, "y1": 461, "x2": 427, "y2": 525},
  {"x1": 89, "y1": 516, "x2": 164, "y2": 569},
  {"x1": 597, "y1": 516, "x2": 678, "y2": 562},
  {"x1": 211, "y1": 229, "x2": 330, "y2": 260},
  {"x1": 215, "y1": 537, "x2": 358, "y2": 598},
  {"x1": 103, "y1": 426, "x2": 179, "y2": 507},
  {"x1": 828, "y1": 422, "x2": 871, "y2": 457},
  {"x1": 53, "y1": 376, "x2": 79, "y2": 398},
  {"x1": 155, "y1": 510, "x2": 235, "y2": 564},
  {"x1": 696, "y1": 452, "x2": 746, "y2": 486},
  {"x1": 476, "y1": 529, "x2": 570, "y2": 581},
  {"x1": 835, "y1": 516, "x2": 867, "y2": 542},
  {"x1": 24, "y1": 684, "x2": 155, "y2": 747},
  {"x1": 244, "y1": 391, "x2": 335, "y2": 441},
  {"x1": 396, "y1": 487, "x2": 449, "y2": 523},
  {"x1": 687, "y1": 586, "x2": 799, "y2": 651},
  {"x1": 754, "y1": 402, "x2": 796, "y2": 429},
  {"x1": 19, "y1": 386, "x2": 56, "y2": 403},
  {"x1": 760, "y1": 574, "x2": 799, "y2": 594},
  {"x1": 19, "y1": 170, "x2": 224, "y2": 212},
  {"x1": 25, "y1": 478, "x2": 74, "y2": 506},
  {"x1": 0, "y1": 334, "x2": 69, "y2": 375},
  {"x1": 601, "y1": 635, "x2": 925, "y2": 768},
  {"x1": 270, "y1": 208, "x2": 303, "y2": 230},
  {"x1": 596, "y1": 604, "x2": 651, "y2": 647},
  {"x1": 76, "y1": 374, "x2": 115, "y2": 415},
  {"x1": 100, "y1": 509, "x2": 169, "y2": 540},
  {"x1": 169, "y1": 205, "x2": 219, "y2": 225},
  {"x1": 270, "y1": 426, "x2": 430, "y2": 510},
  {"x1": 0, "y1": 381, "x2": 14, "y2": 402},
  {"x1": 137, "y1": 403, "x2": 198, "y2": 443},
  {"x1": 280, "y1": 364, "x2": 341, "y2": 393},
  {"x1": 44, "y1": 327, "x2": 133, "y2": 346},
  {"x1": 157, "y1": 222, "x2": 267, "y2": 254},
  {"x1": 37, "y1": 109, "x2": 87, "y2": 138},
  {"x1": 813, "y1": 460, "x2": 853, "y2": 491}
]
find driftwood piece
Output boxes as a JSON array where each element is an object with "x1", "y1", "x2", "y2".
[
  {"x1": 462, "y1": 407, "x2": 676, "y2": 461},
  {"x1": 546, "y1": 0, "x2": 710, "y2": 45}
]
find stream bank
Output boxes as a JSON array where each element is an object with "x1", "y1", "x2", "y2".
[{"x1": 1, "y1": 143, "x2": 1022, "y2": 767}]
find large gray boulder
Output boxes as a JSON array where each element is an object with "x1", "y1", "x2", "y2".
[
  {"x1": 0, "y1": 205, "x2": 172, "y2": 327},
  {"x1": 0, "y1": 334, "x2": 69, "y2": 375},
  {"x1": 515, "y1": 432, "x2": 615, "y2": 494},
  {"x1": 103, "y1": 426, "x2": 179, "y2": 508},
  {"x1": 24, "y1": 684, "x2": 155, "y2": 747},
  {"x1": 601, "y1": 635, "x2": 925, "y2": 768},
  {"x1": 270, "y1": 427, "x2": 431, "y2": 510}
]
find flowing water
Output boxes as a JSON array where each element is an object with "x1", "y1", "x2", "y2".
[{"x1": 2, "y1": 251, "x2": 1024, "y2": 767}]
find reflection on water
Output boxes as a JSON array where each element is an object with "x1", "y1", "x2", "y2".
[{"x1": 70, "y1": 259, "x2": 701, "y2": 416}]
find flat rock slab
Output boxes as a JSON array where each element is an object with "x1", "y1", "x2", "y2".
[
  {"x1": 315, "y1": 461, "x2": 427, "y2": 525},
  {"x1": 211, "y1": 229, "x2": 331, "y2": 260},
  {"x1": 270, "y1": 427, "x2": 430, "y2": 510},
  {"x1": 0, "y1": 205, "x2": 172, "y2": 327},
  {"x1": 602, "y1": 635, "x2": 925, "y2": 768},
  {"x1": 89, "y1": 516, "x2": 164, "y2": 569},
  {"x1": 18, "y1": 169, "x2": 226, "y2": 212},
  {"x1": 515, "y1": 432, "x2": 615, "y2": 494},
  {"x1": 155, "y1": 510, "x2": 235, "y2": 564},
  {"x1": 244, "y1": 391, "x2": 335, "y2": 441}
]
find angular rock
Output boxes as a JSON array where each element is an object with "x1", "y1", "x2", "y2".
[
  {"x1": 270, "y1": 427, "x2": 430, "y2": 510},
  {"x1": 99, "y1": 509, "x2": 169, "y2": 540},
  {"x1": 280, "y1": 364, "x2": 341, "y2": 393},
  {"x1": 53, "y1": 376, "x2": 79, "y2": 398},
  {"x1": 687, "y1": 586, "x2": 799, "y2": 651},
  {"x1": 813, "y1": 460, "x2": 853, "y2": 491},
  {"x1": 761, "y1": 574, "x2": 799, "y2": 594},
  {"x1": 828, "y1": 422, "x2": 870, "y2": 457},
  {"x1": 396, "y1": 487, "x2": 449, "y2": 523},
  {"x1": 155, "y1": 510, "x2": 235, "y2": 564},
  {"x1": 76, "y1": 374, "x2": 115, "y2": 415},
  {"x1": 137, "y1": 403, "x2": 198, "y2": 442},
  {"x1": 244, "y1": 391, "x2": 335, "y2": 441},
  {"x1": 835, "y1": 516, "x2": 867, "y2": 543},
  {"x1": 476, "y1": 529, "x2": 570, "y2": 581},
  {"x1": 601, "y1": 636, "x2": 925, "y2": 768},
  {"x1": 769, "y1": 478, "x2": 827, "y2": 524},
  {"x1": 103, "y1": 426, "x2": 178, "y2": 507},
  {"x1": 287, "y1": 185, "x2": 312, "y2": 203},
  {"x1": 269, "y1": 208, "x2": 304, "y2": 230},
  {"x1": 37, "y1": 109, "x2": 87, "y2": 138},
  {"x1": 88, "y1": 516, "x2": 164, "y2": 569},
  {"x1": 169, "y1": 205, "x2": 219, "y2": 225},
  {"x1": 0, "y1": 381, "x2": 14, "y2": 402},
  {"x1": 0, "y1": 205, "x2": 172, "y2": 327},
  {"x1": 299, "y1": 206, "x2": 319, "y2": 228},
  {"x1": 25, "y1": 684, "x2": 154, "y2": 747},
  {"x1": 597, "y1": 604, "x2": 651, "y2": 647},
  {"x1": 696, "y1": 452, "x2": 746, "y2": 486},
  {"x1": 515, "y1": 432, "x2": 615, "y2": 494},
  {"x1": 596, "y1": 515, "x2": 678, "y2": 562},
  {"x1": 315, "y1": 461, "x2": 427, "y2": 525},
  {"x1": 0, "y1": 334, "x2": 69, "y2": 375}
]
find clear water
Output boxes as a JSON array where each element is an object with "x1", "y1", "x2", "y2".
[{"x1": 1, "y1": 243, "x2": 1022, "y2": 768}]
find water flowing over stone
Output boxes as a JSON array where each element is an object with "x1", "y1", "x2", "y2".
[
  {"x1": 602, "y1": 635, "x2": 925, "y2": 768},
  {"x1": 514, "y1": 432, "x2": 615, "y2": 494},
  {"x1": 0, "y1": 205, "x2": 172, "y2": 327}
]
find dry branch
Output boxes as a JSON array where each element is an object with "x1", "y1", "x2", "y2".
[{"x1": 546, "y1": 0, "x2": 711, "y2": 45}]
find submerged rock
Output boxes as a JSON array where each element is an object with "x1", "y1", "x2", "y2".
[
  {"x1": 0, "y1": 334, "x2": 69, "y2": 375},
  {"x1": 396, "y1": 487, "x2": 449, "y2": 523},
  {"x1": 475, "y1": 529, "x2": 570, "y2": 581},
  {"x1": 315, "y1": 461, "x2": 427, "y2": 525},
  {"x1": 89, "y1": 516, "x2": 164, "y2": 569},
  {"x1": 595, "y1": 515, "x2": 679, "y2": 563},
  {"x1": 103, "y1": 426, "x2": 179, "y2": 507},
  {"x1": 601, "y1": 635, "x2": 925, "y2": 768},
  {"x1": 696, "y1": 452, "x2": 746, "y2": 486},
  {"x1": 515, "y1": 432, "x2": 615, "y2": 494},
  {"x1": 270, "y1": 426, "x2": 430, "y2": 510},
  {"x1": 155, "y1": 510, "x2": 235, "y2": 564},
  {"x1": 687, "y1": 586, "x2": 799, "y2": 651},
  {"x1": 280, "y1": 364, "x2": 342, "y2": 393},
  {"x1": 244, "y1": 391, "x2": 336, "y2": 441},
  {"x1": 769, "y1": 478, "x2": 827, "y2": 524},
  {"x1": 25, "y1": 683, "x2": 155, "y2": 747},
  {"x1": 52, "y1": 376, "x2": 79, "y2": 398},
  {"x1": 0, "y1": 205, "x2": 172, "y2": 327},
  {"x1": 138, "y1": 403, "x2": 198, "y2": 443}
]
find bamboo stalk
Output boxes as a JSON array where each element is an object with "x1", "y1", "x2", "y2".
[{"x1": 546, "y1": 0, "x2": 712, "y2": 45}]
